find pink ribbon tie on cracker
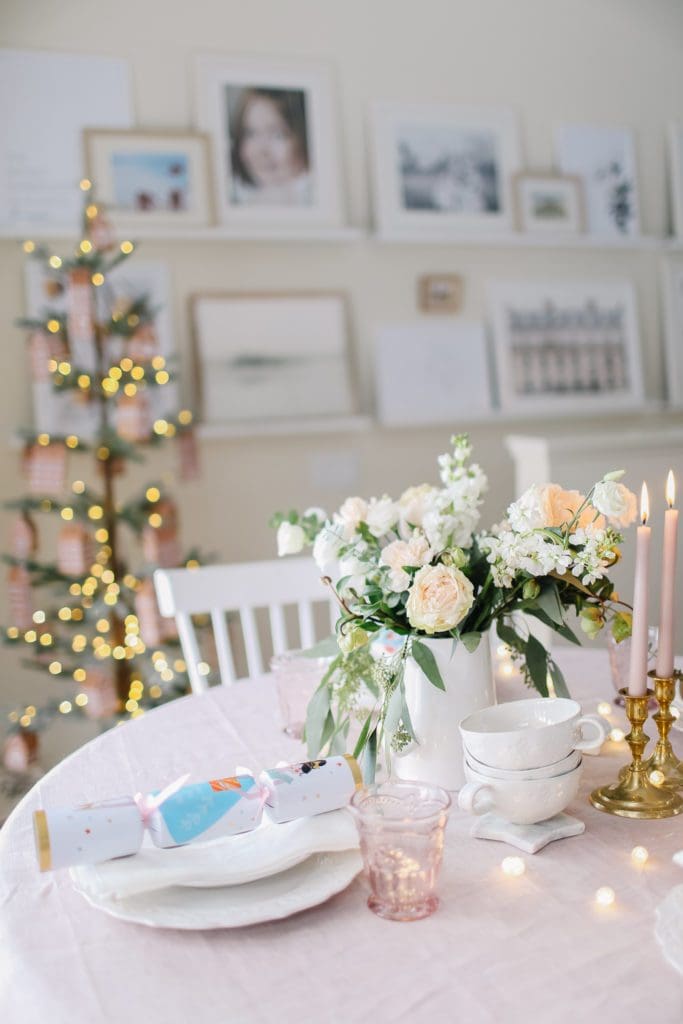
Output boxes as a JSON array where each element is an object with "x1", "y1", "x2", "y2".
[{"x1": 133, "y1": 773, "x2": 191, "y2": 827}]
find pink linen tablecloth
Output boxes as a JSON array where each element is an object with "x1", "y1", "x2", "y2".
[{"x1": 1, "y1": 648, "x2": 683, "y2": 1024}]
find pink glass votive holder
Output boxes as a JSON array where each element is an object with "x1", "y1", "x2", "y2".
[
  {"x1": 607, "y1": 627, "x2": 658, "y2": 708},
  {"x1": 270, "y1": 649, "x2": 330, "y2": 739},
  {"x1": 349, "y1": 780, "x2": 451, "y2": 922}
]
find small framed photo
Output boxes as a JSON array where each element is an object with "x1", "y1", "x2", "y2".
[
  {"x1": 374, "y1": 322, "x2": 492, "y2": 426},
  {"x1": 84, "y1": 129, "x2": 215, "y2": 228},
  {"x1": 371, "y1": 102, "x2": 521, "y2": 236},
  {"x1": 194, "y1": 56, "x2": 344, "y2": 228},
  {"x1": 488, "y1": 280, "x2": 643, "y2": 416},
  {"x1": 191, "y1": 292, "x2": 357, "y2": 428},
  {"x1": 668, "y1": 124, "x2": 683, "y2": 240},
  {"x1": 663, "y1": 261, "x2": 683, "y2": 407},
  {"x1": 418, "y1": 274, "x2": 463, "y2": 314},
  {"x1": 513, "y1": 173, "x2": 584, "y2": 235},
  {"x1": 555, "y1": 123, "x2": 640, "y2": 237}
]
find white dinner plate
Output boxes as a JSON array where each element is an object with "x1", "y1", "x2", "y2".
[{"x1": 74, "y1": 850, "x2": 363, "y2": 929}]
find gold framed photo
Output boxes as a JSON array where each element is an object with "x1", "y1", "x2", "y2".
[
  {"x1": 84, "y1": 128, "x2": 215, "y2": 228},
  {"x1": 513, "y1": 172, "x2": 585, "y2": 235},
  {"x1": 418, "y1": 274, "x2": 463, "y2": 314}
]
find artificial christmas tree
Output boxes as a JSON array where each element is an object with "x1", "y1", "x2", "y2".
[{"x1": 3, "y1": 181, "x2": 203, "y2": 746}]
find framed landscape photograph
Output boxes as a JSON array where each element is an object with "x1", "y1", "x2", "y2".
[
  {"x1": 488, "y1": 281, "x2": 643, "y2": 415},
  {"x1": 194, "y1": 55, "x2": 344, "y2": 228},
  {"x1": 371, "y1": 102, "x2": 521, "y2": 236},
  {"x1": 555, "y1": 123, "x2": 640, "y2": 237},
  {"x1": 191, "y1": 292, "x2": 357, "y2": 427},
  {"x1": 84, "y1": 129, "x2": 214, "y2": 228},
  {"x1": 663, "y1": 261, "x2": 683, "y2": 407},
  {"x1": 513, "y1": 172, "x2": 584, "y2": 235}
]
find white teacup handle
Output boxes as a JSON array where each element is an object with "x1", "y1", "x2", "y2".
[
  {"x1": 458, "y1": 782, "x2": 494, "y2": 816},
  {"x1": 575, "y1": 714, "x2": 608, "y2": 753}
]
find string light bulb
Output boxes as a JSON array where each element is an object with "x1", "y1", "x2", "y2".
[
  {"x1": 79, "y1": 178, "x2": 92, "y2": 191},
  {"x1": 48, "y1": 255, "x2": 62, "y2": 269},
  {"x1": 609, "y1": 728, "x2": 625, "y2": 743},
  {"x1": 631, "y1": 846, "x2": 649, "y2": 866},
  {"x1": 597, "y1": 702, "x2": 612, "y2": 717},
  {"x1": 501, "y1": 856, "x2": 526, "y2": 877},
  {"x1": 22, "y1": 240, "x2": 36, "y2": 253},
  {"x1": 595, "y1": 887, "x2": 616, "y2": 907}
]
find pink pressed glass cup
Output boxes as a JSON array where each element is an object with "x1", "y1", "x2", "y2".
[
  {"x1": 270, "y1": 649, "x2": 330, "y2": 739},
  {"x1": 349, "y1": 781, "x2": 451, "y2": 922}
]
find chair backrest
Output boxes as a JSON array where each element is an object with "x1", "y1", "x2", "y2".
[{"x1": 154, "y1": 558, "x2": 336, "y2": 693}]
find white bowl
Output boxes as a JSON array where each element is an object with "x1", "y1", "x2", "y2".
[
  {"x1": 458, "y1": 761, "x2": 582, "y2": 825},
  {"x1": 463, "y1": 748, "x2": 581, "y2": 781},
  {"x1": 459, "y1": 698, "x2": 606, "y2": 770}
]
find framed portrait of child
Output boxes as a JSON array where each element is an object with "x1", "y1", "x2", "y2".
[{"x1": 194, "y1": 56, "x2": 345, "y2": 230}]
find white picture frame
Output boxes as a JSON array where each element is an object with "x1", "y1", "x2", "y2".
[
  {"x1": 84, "y1": 129, "x2": 215, "y2": 229},
  {"x1": 555, "y1": 123, "x2": 640, "y2": 238},
  {"x1": 194, "y1": 55, "x2": 344, "y2": 229},
  {"x1": 191, "y1": 292, "x2": 357, "y2": 427},
  {"x1": 374, "y1": 322, "x2": 493, "y2": 426},
  {"x1": 663, "y1": 261, "x2": 683, "y2": 407},
  {"x1": 668, "y1": 124, "x2": 683, "y2": 241},
  {"x1": 513, "y1": 172, "x2": 585, "y2": 235},
  {"x1": 370, "y1": 102, "x2": 521, "y2": 237},
  {"x1": 488, "y1": 281, "x2": 643, "y2": 416},
  {"x1": 0, "y1": 49, "x2": 132, "y2": 233},
  {"x1": 24, "y1": 260, "x2": 177, "y2": 438}
]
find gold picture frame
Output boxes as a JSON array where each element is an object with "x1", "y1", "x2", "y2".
[{"x1": 83, "y1": 128, "x2": 215, "y2": 228}]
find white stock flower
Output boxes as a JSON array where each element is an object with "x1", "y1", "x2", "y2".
[
  {"x1": 277, "y1": 522, "x2": 305, "y2": 557},
  {"x1": 406, "y1": 564, "x2": 474, "y2": 634},
  {"x1": 380, "y1": 534, "x2": 433, "y2": 592},
  {"x1": 304, "y1": 506, "x2": 327, "y2": 522},
  {"x1": 366, "y1": 496, "x2": 399, "y2": 538},
  {"x1": 592, "y1": 481, "x2": 637, "y2": 529}
]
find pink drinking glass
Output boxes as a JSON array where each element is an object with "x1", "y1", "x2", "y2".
[
  {"x1": 349, "y1": 780, "x2": 451, "y2": 922},
  {"x1": 270, "y1": 650, "x2": 330, "y2": 739}
]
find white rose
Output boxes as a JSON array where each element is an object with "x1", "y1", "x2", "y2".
[
  {"x1": 338, "y1": 496, "x2": 368, "y2": 539},
  {"x1": 312, "y1": 525, "x2": 344, "y2": 575},
  {"x1": 380, "y1": 534, "x2": 433, "y2": 592},
  {"x1": 406, "y1": 564, "x2": 474, "y2": 635},
  {"x1": 277, "y1": 522, "x2": 305, "y2": 557},
  {"x1": 366, "y1": 496, "x2": 399, "y2": 538},
  {"x1": 592, "y1": 481, "x2": 637, "y2": 529}
]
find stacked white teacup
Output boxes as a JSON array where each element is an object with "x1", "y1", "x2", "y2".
[{"x1": 457, "y1": 699, "x2": 607, "y2": 825}]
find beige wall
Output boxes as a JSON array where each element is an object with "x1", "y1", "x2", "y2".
[{"x1": 2, "y1": 0, "x2": 683, "y2": 766}]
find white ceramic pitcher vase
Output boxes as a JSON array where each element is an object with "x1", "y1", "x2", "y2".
[{"x1": 394, "y1": 635, "x2": 496, "y2": 791}]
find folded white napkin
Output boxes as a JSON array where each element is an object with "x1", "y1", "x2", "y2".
[{"x1": 70, "y1": 808, "x2": 359, "y2": 903}]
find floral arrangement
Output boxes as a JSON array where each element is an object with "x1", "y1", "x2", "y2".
[{"x1": 272, "y1": 435, "x2": 636, "y2": 770}]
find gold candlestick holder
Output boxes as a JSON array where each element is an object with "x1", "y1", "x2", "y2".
[
  {"x1": 642, "y1": 670, "x2": 683, "y2": 787},
  {"x1": 590, "y1": 687, "x2": 683, "y2": 818}
]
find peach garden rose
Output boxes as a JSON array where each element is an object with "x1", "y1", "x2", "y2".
[{"x1": 406, "y1": 564, "x2": 474, "y2": 634}]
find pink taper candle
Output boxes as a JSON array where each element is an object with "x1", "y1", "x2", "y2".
[
  {"x1": 655, "y1": 471, "x2": 678, "y2": 678},
  {"x1": 628, "y1": 483, "x2": 651, "y2": 696}
]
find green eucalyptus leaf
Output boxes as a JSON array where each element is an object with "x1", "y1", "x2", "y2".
[
  {"x1": 548, "y1": 660, "x2": 571, "y2": 698},
  {"x1": 525, "y1": 634, "x2": 549, "y2": 697},
  {"x1": 460, "y1": 631, "x2": 482, "y2": 653},
  {"x1": 353, "y1": 711, "x2": 374, "y2": 759},
  {"x1": 363, "y1": 727, "x2": 378, "y2": 783},
  {"x1": 411, "y1": 640, "x2": 446, "y2": 691},
  {"x1": 305, "y1": 684, "x2": 331, "y2": 757}
]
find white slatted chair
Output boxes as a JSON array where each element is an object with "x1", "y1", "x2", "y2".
[{"x1": 153, "y1": 558, "x2": 337, "y2": 693}]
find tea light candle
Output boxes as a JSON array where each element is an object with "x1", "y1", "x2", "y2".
[
  {"x1": 628, "y1": 484, "x2": 651, "y2": 696},
  {"x1": 655, "y1": 471, "x2": 678, "y2": 679}
]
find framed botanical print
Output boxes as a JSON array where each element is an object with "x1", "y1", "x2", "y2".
[
  {"x1": 84, "y1": 129, "x2": 215, "y2": 228},
  {"x1": 488, "y1": 281, "x2": 643, "y2": 415},
  {"x1": 191, "y1": 292, "x2": 357, "y2": 427},
  {"x1": 513, "y1": 173, "x2": 584, "y2": 235},
  {"x1": 370, "y1": 102, "x2": 521, "y2": 236},
  {"x1": 194, "y1": 56, "x2": 345, "y2": 229},
  {"x1": 555, "y1": 123, "x2": 640, "y2": 237}
]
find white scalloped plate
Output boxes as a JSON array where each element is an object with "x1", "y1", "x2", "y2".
[{"x1": 75, "y1": 850, "x2": 363, "y2": 929}]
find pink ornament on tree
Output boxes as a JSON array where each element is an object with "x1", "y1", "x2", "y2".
[
  {"x1": 115, "y1": 393, "x2": 152, "y2": 442},
  {"x1": 66, "y1": 268, "x2": 96, "y2": 370},
  {"x1": 23, "y1": 444, "x2": 67, "y2": 497},
  {"x1": 10, "y1": 515, "x2": 37, "y2": 560},
  {"x1": 57, "y1": 523, "x2": 93, "y2": 577},
  {"x1": 7, "y1": 565, "x2": 33, "y2": 630}
]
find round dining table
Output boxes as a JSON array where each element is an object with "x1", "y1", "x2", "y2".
[{"x1": 1, "y1": 647, "x2": 682, "y2": 1024}]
